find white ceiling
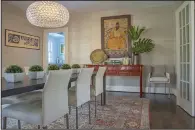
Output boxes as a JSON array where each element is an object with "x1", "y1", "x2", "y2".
[{"x1": 5, "y1": 1, "x2": 181, "y2": 13}]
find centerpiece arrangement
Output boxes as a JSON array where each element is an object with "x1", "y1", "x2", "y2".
[
  {"x1": 61, "y1": 64, "x2": 71, "y2": 70},
  {"x1": 128, "y1": 26, "x2": 155, "y2": 64},
  {"x1": 28, "y1": 65, "x2": 45, "y2": 79},
  {"x1": 71, "y1": 64, "x2": 81, "y2": 73},
  {"x1": 4, "y1": 65, "x2": 24, "y2": 82}
]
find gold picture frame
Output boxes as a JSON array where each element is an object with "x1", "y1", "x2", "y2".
[
  {"x1": 5, "y1": 29, "x2": 40, "y2": 50},
  {"x1": 101, "y1": 15, "x2": 131, "y2": 58}
]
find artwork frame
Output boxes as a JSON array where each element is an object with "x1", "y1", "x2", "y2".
[
  {"x1": 5, "y1": 29, "x2": 40, "y2": 50},
  {"x1": 101, "y1": 15, "x2": 131, "y2": 58},
  {"x1": 60, "y1": 44, "x2": 65, "y2": 54}
]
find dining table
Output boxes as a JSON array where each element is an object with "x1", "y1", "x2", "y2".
[{"x1": 1, "y1": 72, "x2": 107, "y2": 105}]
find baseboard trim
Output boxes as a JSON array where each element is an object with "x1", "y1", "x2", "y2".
[{"x1": 106, "y1": 85, "x2": 176, "y2": 95}]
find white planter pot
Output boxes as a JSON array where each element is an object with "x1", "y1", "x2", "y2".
[
  {"x1": 28, "y1": 71, "x2": 45, "y2": 79},
  {"x1": 4, "y1": 73, "x2": 25, "y2": 83},
  {"x1": 72, "y1": 68, "x2": 80, "y2": 74}
]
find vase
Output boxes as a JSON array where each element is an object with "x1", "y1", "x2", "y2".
[
  {"x1": 133, "y1": 54, "x2": 140, "y2": 65},
  {"x1": 4, "y1": 73, "x2": 25, "y2": 82},
  {"x1": 129, "y1": 58, "x2": 132, "y2": 65}
]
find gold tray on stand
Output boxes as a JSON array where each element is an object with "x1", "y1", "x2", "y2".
[{"x1": 90, "y1": 49, "x2": 108, "y2": 64}]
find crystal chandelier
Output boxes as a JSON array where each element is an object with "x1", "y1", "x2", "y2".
[{"x1": 26, "y1": 1, "x2": 69, "y2": 28}]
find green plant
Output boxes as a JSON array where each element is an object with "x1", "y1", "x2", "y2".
[
  {"x1": 61, "y1": 64, "x2": 71, "y2": 69},
  {"x1": 5, "y1": 65, "x2": 23, "y2": 73},
  {"x1": 128, "y1": 26, "x2": 146, "y2": 41},
  {"x1": 29, "y1": 65, "x2": 44, "y2": 72},
  {"x1": 132, "y1": 38, "x2": 155, "y2": 54},
  {"x1": 71, "y1": 64, "x2": 80, "y2": 68},
  {"x1": 128, "y1": 26, "x2": 155, "y2": 55},
  {"x1": 48, "y1": 64, "x2": 59, "y2": 70}
]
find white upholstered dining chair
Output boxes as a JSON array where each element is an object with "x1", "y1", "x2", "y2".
[
  {"x1": 2, "y1": 70, "x2": 72, "y2": 129},
  {"x1": 91, "y1": 67, "x2": 107, "y2": 117},
  {"x1": 68, "y1": 68, "x2": 94, "y2": 129}
]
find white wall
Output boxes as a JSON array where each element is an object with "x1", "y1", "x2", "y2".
[
  {"x1": 68, "y1": 6, "x2": 177, "y2": 66},
  {"x1": 67, "y1": 5, "x2": 178, "y2": 93},
  {"x1": 2, "y1": 2, "x2": 43, "y2": 69}
]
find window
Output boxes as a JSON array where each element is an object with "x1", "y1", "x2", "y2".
[{"x1": 48, "y1": 40, "x2": 53, "y2": 63}]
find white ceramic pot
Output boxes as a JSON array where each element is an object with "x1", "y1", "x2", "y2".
[
  {"x1": 28, "y1": 71, "x2": 45, "y2": 79},
  {"x1": 72, "y1": 68, "x2": 80, "y2": 74},
  {"x1": 4, "y1": 73, "x2": 25, "y2": 83}
]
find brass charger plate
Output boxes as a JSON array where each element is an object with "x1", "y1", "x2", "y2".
[{"x1": 90, "y1": 49, "x2": 108, "y2": 64}]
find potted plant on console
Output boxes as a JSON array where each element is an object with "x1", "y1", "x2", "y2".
[
  {"x1": 4, "y1": 65, "x2": 24, "y2": 82},
  {"x1": 128, "y1": 26, "x2": 155, "y2": 64},
  {"x1": 28, "y1": 65, "x2": 45, "y2": 79},
  {"x1": 71, "y1": 64, "x2": 81, "y2": 73}
]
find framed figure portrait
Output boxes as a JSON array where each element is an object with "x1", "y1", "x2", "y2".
[{"x1": 101, "y1": 15, "x2": 131, "y2": 58}]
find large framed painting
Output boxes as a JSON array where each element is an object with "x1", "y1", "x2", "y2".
[
  {"x1": 5, "y1": 29, "x2": 40, "y2": 50},
  {"x1": 101, "y1": 15, "x2": 131, "y2": 58}
]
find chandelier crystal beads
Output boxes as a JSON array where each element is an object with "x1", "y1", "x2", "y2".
[{"x1": 26, "y1": 1, "x2": 69, "y2": 28}]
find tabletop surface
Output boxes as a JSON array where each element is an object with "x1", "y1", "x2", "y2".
[{"x1": 1, "y1": 73, "x2": 79, "y2": 92}]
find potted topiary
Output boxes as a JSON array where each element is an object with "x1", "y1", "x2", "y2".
[
  {"x1": 128, "y1": 26, "x2": 155, "y2": 64},
  {"x1": 61, "y1": 64, "x2": 71, "y2": 70},
  {"x1": 28, "y1": 65, "x2": 45, "y2": 79},
  {"x1": 4, "y1": 65, "x2": 24, "y2": 82},
  {"x1": 47, "y1": 64, "x2": 60, "y2": 78},
  {"x1": 71, "y1": 64, "x2": 81, "y2": 73},
  {"x1": 47, "y1": 64, "x2": 60, "y2": 71}
]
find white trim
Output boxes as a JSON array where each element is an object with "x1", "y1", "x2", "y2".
[
  {"x1": 106, "y1": 85, "x2": 176, "y2": 95},
  {"x1": 43, "y1": 27, "x2": 69, "y2": 70},
  {"x1": 175, "y1": 1, "x2": 195, "y2": 117},
  {"x1": 190, "y1": 1, "x2": 195, "y2": 116}
]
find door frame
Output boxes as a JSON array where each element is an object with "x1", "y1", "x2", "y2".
[
  {"x1": 176, "y1": 1, "x2": 194, "y2": 116},
  {"x1": 43, "y1": 27, "x2": 69, "y2": 69}
]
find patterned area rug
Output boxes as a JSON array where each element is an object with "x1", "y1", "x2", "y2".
[{"x1": 4, "y1": 95, "x2": 150, "y2": 129}]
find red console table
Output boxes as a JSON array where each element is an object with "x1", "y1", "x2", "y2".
[{"x1": 86, "y1": 64, "x2": 143, "y2": 98}]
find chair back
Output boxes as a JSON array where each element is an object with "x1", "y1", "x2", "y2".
[
  {"x1": 42, "y1": 70, "x2": 72, "y2": 126},
  {"x1": 2, "y1": 67, "x2": 6, "y2": 77},
  {"x1": 95, "y1": 67, "x2": 107, "y2": 96},
  {"x1": 76, "y1": 68, "x2": 94, "y2": 106},
  {"x1": 24, "y1": 66, "x2": 30, "y2": 75},
  {"x1": 151, "y1": 65, "x2": 166, "y2": 77}
]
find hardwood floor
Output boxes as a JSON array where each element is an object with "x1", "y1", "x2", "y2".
[{"x1": 107, "y1": 92, "x2": 195, "y2": 129}]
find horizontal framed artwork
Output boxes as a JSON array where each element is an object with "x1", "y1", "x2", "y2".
[{"x1": 5, "y1": 29, "x2": 40, "y2": 50}]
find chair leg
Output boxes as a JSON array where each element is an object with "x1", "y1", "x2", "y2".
[
  {"x1": 65, "y1": 114, "x2": 69, "y2": 129},
  {"x1": 2, "y1": 117, "x2": 7, "y2": 129},
  {"x1": 168, "y1": 85, "x2": 171, "y2": 99},
  {"x1": 76, "y1": 107, "x2": 78, "y2": 129},
  {"x1": 69, "y1": 106, "x2": 71, "y2": 114},
  {"x1": 38, "y1": 125, "x2": 41, "y2": 129},
  {"x1": 88, "y1": 101, "x2": 91, "y2": 124},
  {"x1": 18, "y1": 120, "x2": 21, "y2": 129},
  {"x1": 95, "y1": 96, "x2": 97, "y2": 117},
  {"x1": 165, "y1": 83, "x2": 167, "y2": 94},
  {"x1": 42, "y1": 126, "x2": 47, "y2": 129},
  {"x1": 101, "y1": 93, "x2": 103, "y2": 106}
]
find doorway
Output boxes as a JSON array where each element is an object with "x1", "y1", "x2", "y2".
[
  {"x1": 43, "y1": 27, "x2": 69, "y2": 69},
  {"x1": 176, "y1": 1, "x2": 194, "y2": 116},
  {"x1": 48, "y1": 32, "x2": 65, "y2": 65}
]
